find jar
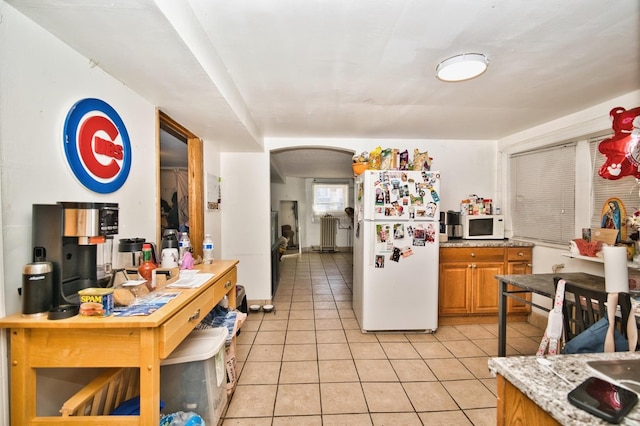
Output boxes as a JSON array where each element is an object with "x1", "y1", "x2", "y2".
[{"x1": 484, "y1": 199, "x2": 492, "y2": 215}]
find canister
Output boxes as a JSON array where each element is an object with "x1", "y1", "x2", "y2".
[{"x1": 22, "y1": 262, "x2": 53, "y2": 317}]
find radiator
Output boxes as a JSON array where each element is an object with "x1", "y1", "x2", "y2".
[{"x1": 320, "y1": 215, "x2": 338, "y2": 252}]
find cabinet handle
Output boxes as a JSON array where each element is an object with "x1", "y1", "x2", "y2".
[
  {"x1": 470, "y1": 252, "x2": 476, "y2": 257},
  {"x1": 188, "y1": 309, "x2": 201, "y2": 322},
  {"x1": 518, "y1": 252, "x2": 524, "y2": 257},
  {"x1": 471, "y1": 264, "x2": 477, "y2": 268},
  {"x1": 224, "y1": 280, "x2": 232, "y2": 289},
  {"x1": 527, "y1": 263, "x2": 532, "y2": 267}
]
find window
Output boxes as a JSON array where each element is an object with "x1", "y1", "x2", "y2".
[
  {"x1": 510, "y1": 143, "x2": 576, "y2": 244},
  {"x1": 590, "y1": 135, "x2": 639, "y2": 239},
  {"x1": 312, "y1": 183, "x2": 349, "y2": 218}
]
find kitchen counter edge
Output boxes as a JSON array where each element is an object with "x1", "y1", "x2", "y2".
[
  {"x1": 440, "y1": 239, "x2": 534, "y2": 248},
  {"x1": 489, "y1": 352, "x2": 640, "y2": 425}
]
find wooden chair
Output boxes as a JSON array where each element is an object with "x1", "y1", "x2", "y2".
[
  {"x1": 60, "y1": 367, "x2": 139, "y2": 416},
  {"x1": 554, "y1": 277, "x2": 633, "y2": 345}
]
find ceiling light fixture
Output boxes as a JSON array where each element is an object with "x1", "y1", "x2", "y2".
[{"x1": 436, "y1": 53, "x2": 489, "y2": 82}]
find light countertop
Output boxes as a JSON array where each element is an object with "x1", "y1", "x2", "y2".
[
  {"x1": 489, "y1": 352, "x2": 640, "y2": 425},
  {"x1": 440, "y1": 239, "x2": 534, "y2": 248}
]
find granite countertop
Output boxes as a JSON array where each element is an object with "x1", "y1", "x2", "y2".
[
  {"x1": 489, "y1": 352, "x2": 640, "y2": 425},
  {"x1": 440, "y1": 239, "x2": 535, "y2": 248}
]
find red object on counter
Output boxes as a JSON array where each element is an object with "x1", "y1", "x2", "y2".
[{"x1": 138, "y1": 243, "x2": 157, "y2": 290}]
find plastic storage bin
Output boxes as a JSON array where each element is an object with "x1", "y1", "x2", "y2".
[{"x1": 160, "y1": 327, "x2": 228, "y2": 425}]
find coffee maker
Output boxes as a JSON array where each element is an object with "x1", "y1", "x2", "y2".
[
  {"x1": 32, "y1": 202, "x2": 119, "y2": 306},
  {"x1": 444, "y1": 210, "x2": 463, "y2": 239}
]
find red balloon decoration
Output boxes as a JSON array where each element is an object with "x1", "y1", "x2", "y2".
[{"x1": 598, "y1": 106, "x2": 640, "y2": 180}]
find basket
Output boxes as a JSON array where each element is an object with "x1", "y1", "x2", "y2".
[{"x1": 352, "y1": 162, "x2": 367, "y2": 175}]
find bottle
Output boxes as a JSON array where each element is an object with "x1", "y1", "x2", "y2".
[
  {"x1": 137, "y1": 243, "x2": 157, "y2": 290},
  {"x1": 219, "y1": 294, "x2": 229, "y2": 310},
  {"x1": 181, "y1": 363, "x2": 203, "y2": 411},
  {"x1": 202, "y1": 234, "x2": 214, "y2": 264},
  {"x1": 178, "y1": 232, "x2": 191, "y2": 265}
]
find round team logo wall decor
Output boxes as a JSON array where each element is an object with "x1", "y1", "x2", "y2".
[{"x1": 63, "y1": 98, "x2": 132, "y2": 193}]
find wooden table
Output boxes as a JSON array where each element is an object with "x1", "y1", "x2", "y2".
[
  {"x1": 495, "y1": 272, "x2": 606, "y2": 357},
  {"x1": 0, "y1": 260, "x2": 238, "y2": 425}
]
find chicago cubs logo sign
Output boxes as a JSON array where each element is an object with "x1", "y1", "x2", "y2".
[{"x1": 63, "y1": 98, "x2": 132, "y2": 193}]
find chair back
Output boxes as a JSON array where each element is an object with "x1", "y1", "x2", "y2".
[{"x1": 554, "y1": 277, "x2": 632, "y2": 342}]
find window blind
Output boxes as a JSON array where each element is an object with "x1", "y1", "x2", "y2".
[
  {"x1": 510, "y1": 143, "x2": 576, "y2": 244},
  {"x1": 590, "y1": 135, "x2": 640, "y2": 239}
]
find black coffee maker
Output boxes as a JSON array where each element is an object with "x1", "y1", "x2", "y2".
[
  {"x1": 444, "y1": 210, "x2": 463, "y2": 239},
  {"x1": 32, "y1": 202, "x2": 119, "y2": 306}
]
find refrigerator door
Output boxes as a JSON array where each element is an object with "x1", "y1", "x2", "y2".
[
  {"x1": 353, "y1": 220, "x2": 439, "y2": 332},
  {"x1": 361, "y1": 170, "x2": 440, "y2": 221}
]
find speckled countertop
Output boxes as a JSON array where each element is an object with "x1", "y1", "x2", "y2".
[
  {"x1": 440, "y1": 239, "x2": 534, "y2": 248},
  {"x1": 489, "y1": 352, "x2": 640, "y2": 425}
]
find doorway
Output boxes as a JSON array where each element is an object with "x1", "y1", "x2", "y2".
[
  {"x1": 279, "y1": 200, "x2": 299, "y2": 249},
  {"x1": 157, "y1": 111, "x2": 204, "y2": 257}
]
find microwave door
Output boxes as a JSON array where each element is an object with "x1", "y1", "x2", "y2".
[{"x1": 469, "y1": 218, "x2": 493, "y2": 236}]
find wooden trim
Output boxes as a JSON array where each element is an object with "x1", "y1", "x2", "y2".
[
  {"x1": 158, "y1": 111, "x2": 197, "y2": 139},
  {"x1": 188, "y1": 136, "x2": 204, "y2": 258},
  {"x1": 157, "y1": 112, "x2": 204, "y2": 258}
]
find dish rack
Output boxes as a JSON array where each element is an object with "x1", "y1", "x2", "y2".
[{"x1": 60, "y1": 367, "x2": 139, "y2": 416}]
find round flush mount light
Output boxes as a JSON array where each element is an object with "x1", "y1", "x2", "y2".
[{"x1": 436, "y1": 53, "x2": 489, "y2": 82}]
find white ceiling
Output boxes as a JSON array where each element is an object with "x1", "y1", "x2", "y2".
[{"x1": 8, "y1": 0, "x2": 640, "y2": 180}]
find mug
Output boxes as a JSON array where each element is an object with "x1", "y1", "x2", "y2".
[{"x1": 161, "y1": 248, "x2": 179, "y2": 268}]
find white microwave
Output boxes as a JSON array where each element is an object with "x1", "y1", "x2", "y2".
[{"x1": 462, "y1": 215, "x2": 505, "y2": 240}]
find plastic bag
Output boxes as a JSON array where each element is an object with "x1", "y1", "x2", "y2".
[{"x1": 160, "y1": 411, "x2": 205, "y2": 426}]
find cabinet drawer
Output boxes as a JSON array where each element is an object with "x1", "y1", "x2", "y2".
[
  {"x1": 215, "y1": 268, "x2": 237, "y2": 305},
  {"x1": 440, "y1": 247, "x2": 504, "y2": 262},
  {"x1": 159, "y1": 280, "x2": 218, "y2": 358},
  {"x1": 506, "y1": 247, "x2": 532, "y2": 262}
]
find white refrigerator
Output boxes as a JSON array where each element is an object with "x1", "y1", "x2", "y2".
[{"x1": 353, "y1": 170, "x2": 440, "y2": 332}]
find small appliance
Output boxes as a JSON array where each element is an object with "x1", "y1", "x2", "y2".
[
  {"x1": 161, "y1": 230, "x2": 179, "y2": 268},
  {"x1": 32, "y1": 202, "x2": 119, "y2": 307},
  {"x1": 21, "y1": 261, "x2": 53, "y2": 317},
  {"x1": 444, "y1": 210, "x2": 463, "y2": 239},
  {"x1": 462, "y1": 214, "x2": 505, "y2": 239}
]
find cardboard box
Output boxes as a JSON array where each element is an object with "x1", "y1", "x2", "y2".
[{"x1": 591, "y1": 228, "x2": 618, "y2": 245}]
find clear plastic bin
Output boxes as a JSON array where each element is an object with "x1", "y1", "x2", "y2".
[{"x1": 160, "y1": 327, "x2": 228, "y2": 425}]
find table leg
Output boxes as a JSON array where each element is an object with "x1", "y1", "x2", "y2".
[
  {"x1": 139, "y1": 329, "x2": 160, "y2": 425},
  {"x1": 10, "y1": 329, "x2": 33, "y2": 425},
  {"x1": 498, "y1": 279, "x2": 507, "y2": 357}
]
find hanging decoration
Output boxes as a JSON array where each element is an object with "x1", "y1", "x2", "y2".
[{"x1": 598, "y1": 106, "x2": 640, "y2": 180}]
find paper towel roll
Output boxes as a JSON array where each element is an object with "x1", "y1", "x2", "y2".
[{"x1": 603, "y1": 245, "x2": 629, "y2": 293}]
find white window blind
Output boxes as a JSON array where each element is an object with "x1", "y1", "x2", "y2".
[
  {"x1": 590, "y1": 135, "x2": 640, "y2": 239},
  {"x1": 510, "y1": 144, "x2": 576, "y2": 244}
]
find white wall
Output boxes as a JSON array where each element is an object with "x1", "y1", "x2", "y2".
[
  {"x1": 499, "y1": 90, "x2": 640, "y2": 313},
  {"x1": 268, "y1": 138, "x2": 498, "y2": 252},
  {"x1": 0, "y1": 3, "x2": 160, "y2": 417},
  {"x1": 1, "y1": 3, "x2": 158, "y2": 315},
  {"x1": 220, "y1": 151, "x2": 271, "y2": 300}
]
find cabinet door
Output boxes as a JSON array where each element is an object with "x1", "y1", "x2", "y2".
[
  {"x1": 471, "y1": 262, "x2": 505, "y2": 314},
  {"x1": 506, "y1": 248, "x2": 533, "y2": 313},
  {"x1": 439, "y1": 263, "x2": 472, "y2": 315}
]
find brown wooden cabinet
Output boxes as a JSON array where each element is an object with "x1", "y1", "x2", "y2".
[
  {"x1": 439, "y1": 245, "x2": 532, "y2": 323},
  {"x1": 505, "y1": 247, "x2": 533, "y2": 313}
]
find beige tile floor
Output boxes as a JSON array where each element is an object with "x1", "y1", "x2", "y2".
[{"x1": 222, "y1": 252, "x2": 544, "y2": 425}]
